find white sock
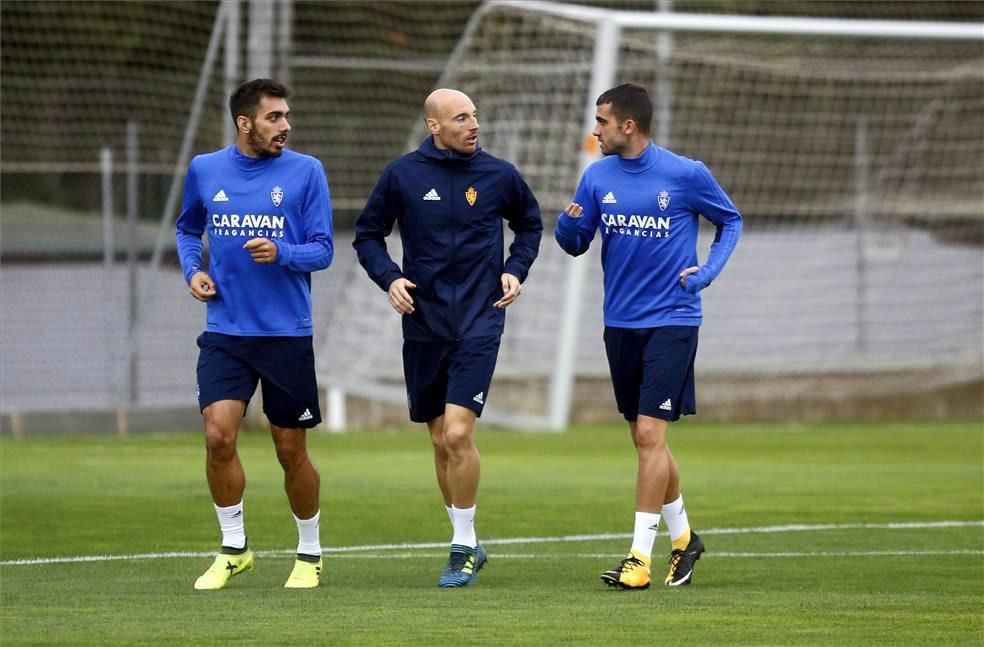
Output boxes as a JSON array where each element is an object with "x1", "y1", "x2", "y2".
[
  {"x1": 294, "y1": 510, "x2": 322, "y2": 558},
  {"x1": 214, "y1": 501, "x2": 246, "y2": 550},
  {"x1": 661, "y1": 495, "x2": 691, "y2": 546},
  {"x1": 630, "y1": 511, "x2": 661, "y2": 559},
  {"x1": 445, "y1": 505, "x2": 454, "y2": 528},
  {"x1": 450, "y1": 505, "x2": 477, "y2": 548}
]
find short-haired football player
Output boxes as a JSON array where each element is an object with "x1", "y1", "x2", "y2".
[
  {"x1": 556, "y1": 83, "x2": 742, "y2": 589},
  {"x1": 176, "y1": 78, "x2": 333, "y2": 590}
]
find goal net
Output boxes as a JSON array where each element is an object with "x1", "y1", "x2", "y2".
[
  {"x1": 316, "y1": 0, "x2": 984, "y2": 429},
  {"x1": 1, "y1": 1, "x2": 980, "y2": 429}
]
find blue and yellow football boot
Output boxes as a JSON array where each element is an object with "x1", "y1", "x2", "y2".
[{"x1": 438, "y1": 542, "x2": 487, "y2": 588}]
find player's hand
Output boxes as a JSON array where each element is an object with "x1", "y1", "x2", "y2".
[
  {"x1": 679, "y1": 266, "x2": 709, "y2": 294},
  {"x1": 565, "y1": 202, "x2": 584, "y2": 218},
  {"x1": 189, "y1": 271, "x2": 217, "y2": 302},
  {"x1": 388, "y1": 277, "x2": 417, "y2": 314},
  {"x1": 244, "y1": 238, "x2": 278, "y2": 264},
  {"x1": 494, "y1": 272, "x2": 522, "y2": 309}
]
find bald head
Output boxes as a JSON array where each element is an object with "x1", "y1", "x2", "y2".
[
  {"x1": 424, "y1": 88, "x2": 472, "y2": 120},
  {"x1": 424, "y1": 88, "x2": 479, "y2": 155}
]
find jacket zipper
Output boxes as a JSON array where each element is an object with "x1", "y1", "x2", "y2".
[{"x1": 448, "y1": 170, "x2": 459, "y2": 340}]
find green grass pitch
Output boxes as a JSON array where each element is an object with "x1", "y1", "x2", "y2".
[{"x1": 2, "y1": 421, "x2": 982, "y2": 645}]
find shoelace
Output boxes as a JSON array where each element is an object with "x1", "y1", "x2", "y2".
[
  {"x1": 616, "y1": 555, "x2": 646, "y2": 574},
  {"x1": 666, "y1": 549, "x2": 684, "y2": 573},
  {"x1": 447, "y1": 551, "x2": 473, "y2": 572}
]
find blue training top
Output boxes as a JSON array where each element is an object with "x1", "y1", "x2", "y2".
[
  {"x1": 176, "y1": 146, "x2": 334, "y2": 336},
  {"x1": 555, "y1": 142, "x2": 742, "y2": 328}
]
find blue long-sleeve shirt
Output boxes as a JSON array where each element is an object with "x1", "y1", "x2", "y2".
[
  {"x1": 556, "y1": 143, "x2": 741, "y2": 328},
  {"x1": 176, "y1": 146, "x2": 333, "y2": 336}
]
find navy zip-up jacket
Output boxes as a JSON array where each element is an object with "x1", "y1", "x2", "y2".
[{"x1": 353, "y1": 136, "x2": 542, "y2": 341}]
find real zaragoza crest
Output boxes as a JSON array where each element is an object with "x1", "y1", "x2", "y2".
[
  {"x1": 465, "y1": 186, "x2": 477, "y2": 206},
  {"x1": 658, "y1": 190, "x2": 670, "y2": 211},
  {"x1": 271, "y1": 186, "x2": 284, "y2": 207}
]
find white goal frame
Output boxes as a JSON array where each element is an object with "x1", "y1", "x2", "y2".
[{"x1": 325, "y1": 0, "x2": 983, "y2": 432}]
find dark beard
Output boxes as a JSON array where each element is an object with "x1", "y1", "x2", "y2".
[{"x1": 248, "y1": 128, "x2": 282, "y2": 158}]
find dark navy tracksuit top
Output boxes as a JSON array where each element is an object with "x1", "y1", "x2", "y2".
[{"x1": 353, "y1": 136, "x2": 543, "y2": 341}]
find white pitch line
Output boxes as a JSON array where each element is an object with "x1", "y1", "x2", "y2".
[
  {"x1": 272, "y1": 550, "x2": 984, "y2": 560},
  {"x1": 5, "y1": 549, "x2": 982, "y2": 566},
  {"x1": 700, "y1": 520, "x2": 984, "y2": 535},
  {"x1": 2, "y1": 520, "x2": 981, "y2": 567},
  {"x1": 296, "y1": 520, "x2": 984, "y2": 555},
  {"x1": 704, "y1": 550, "x2": 984, "y2": 558},
  {"x1": 1, "y1": 551, "x2": 215, "y2": 566}
]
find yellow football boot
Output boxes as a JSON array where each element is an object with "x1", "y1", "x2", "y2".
[
  {"x1": 194, "y1": 549, "x2": 254, "y2": 590},
  {"x1": 665, "y1": 531, "x2": 705, "y2": 586},
  {"x1": 284, "y1": 558, "x2": 322, "y2": 589},
  {"x1": 600, "y1": 549, "x2": 652, "y2": 590}
]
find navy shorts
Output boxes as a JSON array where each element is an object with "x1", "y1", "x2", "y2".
[
  {"x1": 196, "y1": 332, "x2": 322, "y2": 429},
  {"x1": 402, "y1": 335, "x2": 501, "y2": 423},
  {"x1": 604, "y1": 325, "x2": 698, "y2": 422}
]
